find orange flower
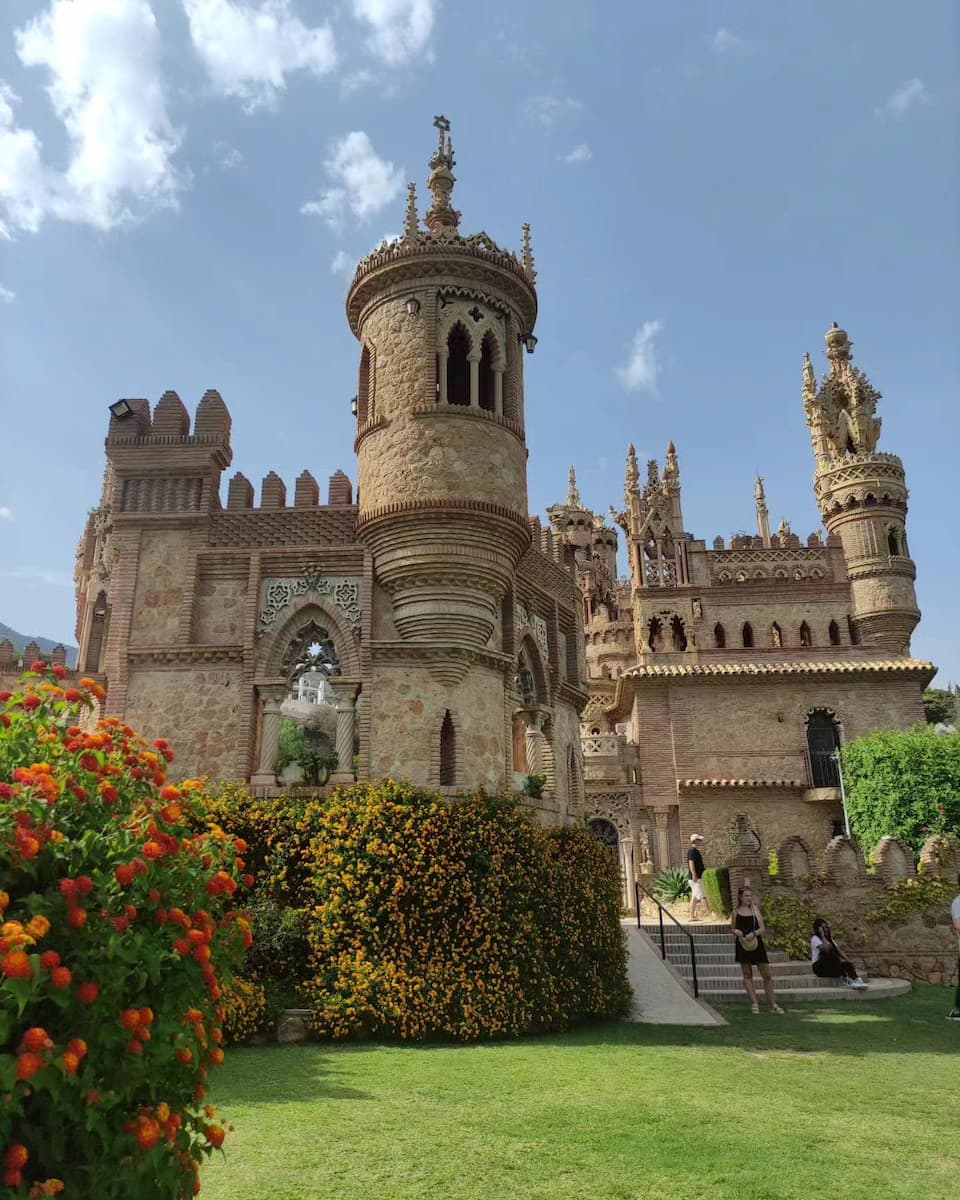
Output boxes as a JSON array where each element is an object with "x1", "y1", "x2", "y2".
[
  {"x1": 61, "y1": 1051, "x2": 80, "y2": 1075},
  {"x1": 16, "y1": 1051, "x2": 45, "y2": 1081},
  {"x1": 76, "y1": 981, "x2": 99, "y2": 1004},
  {"x1": 120, "y1": 1008, "x2": 141, "y2": 1031},
  {"x1": 67, "y1": 1038, "x2": 88, "y2": 1058},
  {"x1": 51, "y1": 965, "x2": 72, "y2": 989},
  {"x1": 4, "y1": 1145, "x2": 28, "y2": 1171},
  {"x1": 67, "y1": 907, "x2": 87, "y2": 930},
  {"x1": 205, "y1": 1124, "x2": 226, "y2": 1149},
  {"x1": 2, "y1": 950, "x2": 33, "y2": 979},
  {"x1": 27, "y1": 915, "x2": 51, "y2": 940},
  {"x1": 21, "y1": 1027, "x2": 53, "y2": 1053}
]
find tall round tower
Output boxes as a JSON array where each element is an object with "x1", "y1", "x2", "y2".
[
  {"x1": 803, "y1": 323, "x2": 920, "y2": 652},
  {"x1": 347, "y1": 117, "x2": 541, "y2": 787}
]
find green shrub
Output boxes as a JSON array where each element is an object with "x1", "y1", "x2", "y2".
[
  {"x1": 702, "y1": 867, "x2": 731, "y2": 915},
  {"x1": 841, "y1": 725, "x2": 960, "y2": 853},
  {"x1": 521, "y1": 773, "x2": 547, "y2": 799},
  {"x1": 654, "y1": 866, "x2": 691, "y2": 904},
  {"x1": 865, "y1": 875, "x2": 952, "y2": 925},
  {"x1": 763, "y1": 894, "x2": 838, "y2": 961}
]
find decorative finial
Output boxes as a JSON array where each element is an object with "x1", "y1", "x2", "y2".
[
  {"x1": 754, "y1": 473, "x2": 766, "y2": 503},
  {"x1": 403, "y1": 181, "x2": 419, "y2": 242},
  {"x1": 521, "y1": 223, "x2": 537, "y2": 281},
  {"x1": 663, "y1": 441, "x2": 680, "y2": 493},
  {"x1": 567, "y1": 465, "x2": 581, "y2": 507},
  {"x1": 625, "y1": 444, "x2": 639, "y2": 494},
  {"x1": 425, "y1": 114, "x2": 460, "y2": 232},
  {"x1": 802, "y1": 350, "x2": 817, "y2": 398},
  {"x1": 824, "y1": 322, "x2": 852, "y2": 371}
]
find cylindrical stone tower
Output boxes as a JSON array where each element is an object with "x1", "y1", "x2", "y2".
[
  {"x1": 347, "y1": 117, "x2": 540, "y2": 787},
  {"x1": 803, "y1": 324, "x2": 920, "y2": 652}
]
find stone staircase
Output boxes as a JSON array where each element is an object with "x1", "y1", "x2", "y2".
[{"x1": 637, "y1": 921, "x2": 910, "y2": 1004}]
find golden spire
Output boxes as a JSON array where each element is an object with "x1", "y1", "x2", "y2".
[
  {"x1": 403, "y1": 180, "x2": 420, "y2": 243},
  {"x1": 425, "y1": 114, "x2": 460, "y2": 233},
  {"x1": 521, "y1": 223, "x2": 537, "y2": 281},
  {"x1": 567, "y1": 465, "x2": 581, "y2": 507}
]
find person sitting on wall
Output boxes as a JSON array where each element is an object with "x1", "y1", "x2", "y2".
[{"x1": 811, "y1": 918, "x2": 867, "y2": 989}]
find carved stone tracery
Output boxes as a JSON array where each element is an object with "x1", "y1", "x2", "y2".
[{"x1": 258, "y1": 570, "x2": 361, "y2": 630}]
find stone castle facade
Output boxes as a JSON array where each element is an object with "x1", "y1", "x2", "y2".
[
  {"x1": 562, "y1": 323, "x2": 934, "y2": 904},
  {"x1": 11, "y1": 123, "x2": 931, "y2": 896}
]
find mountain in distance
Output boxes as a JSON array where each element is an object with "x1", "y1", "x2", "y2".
[{"x1": 0, "y1": 620, "x2": 78, "y2": 667}]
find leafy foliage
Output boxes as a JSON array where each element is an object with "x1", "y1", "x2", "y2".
[
  {"x1": 922, "y1": 687, "x2": 958, "y2": 727},
  {"x1": 204, "y1": 783, "x2": 630, "y2": 1041},
  {"x1": 0, "y1": 666, "x2": 252, "y2": 1198},
  {"x1": 654, "y1": 866, "x2": 691, "y2": 904},
  {"x1": 277, "y1": 718, "x2": 337, "y2": 785},
  {"x1": 702, "y1": 867, "x2": 731, "y2": 916},
  {"x1": 220, "y1": 978, "x2": 268, "y2": 1045},
  {"x1": 521, "y1": 773, "x2": 547, "y2": 799},
  {"x1": 841, "y1": 725, "x2": 960, "y2": 853},
  {"x1": 763, "y1": 893, "x2": 829, "y2": 961},
  {"x1": 864, "y1": 875, "x2": 953, "y2": 925}
]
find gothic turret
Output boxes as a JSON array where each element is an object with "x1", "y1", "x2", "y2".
[{"x1": 803, "y1": 324, "x2": 919, "y2": 651}]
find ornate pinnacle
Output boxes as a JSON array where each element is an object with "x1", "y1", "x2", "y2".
[
  {"x1": 625, "y1": 444, "x2": 639, "y2": 494},
  {"x1": 567, "y1": 465, "x2": 581, "y2": 508},
  {"x1": 825, "y1": 321, "x2": 853, "y2": 372},
  {"x1": 521, "y1": 223, "x2": 537, "y2": 281},
  {"x1": 802, "y1": 351, "x2": 817, "y2": 400},
  {"x1": 425, "y1": 114, "x2": 460, "y2": 232},
  {"x1": 403, "y1": 181, "x2": 419, "y2": 242},
  {"x1": 663, "y1": 441, "x2": 680, "y2": 491}
]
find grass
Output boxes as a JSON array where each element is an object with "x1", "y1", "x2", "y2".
[{"x1": 203, "y1": 986, "x2": 958, "y2": 1200}]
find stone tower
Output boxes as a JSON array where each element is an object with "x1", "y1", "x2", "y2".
[
  {"x1": 803, "y1": 323, "x2": 920, "y2": 651},
  {"x1": 346, "y1": 117, "x2": 542, "y2": 786}
]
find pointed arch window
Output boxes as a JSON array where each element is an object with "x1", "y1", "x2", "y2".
[
  {"x1": 887, "y1": 527, "x2": 902, "y2": 556},
  {"x1": 478, "y1": 330, "x2": 498, "y2": 413},
  {"x1": 713, "y1": 622, "x2": 726, "y2": 649},
  {"x1": 357, "y1": 344, "x2": 371, "y2": 424},
  {"x1": 847, "y1": 615, "x2": 861, "y2": 646},
  {"x1": 828, "y1": 620, "x2": 841, "y2": 646},
  {"x1": 670, "y1": 615, "x2": 687, "y2": 651},
  {"x1": 806, "y1": 710, "x2": 841, "y2": 787},
  {"x1": 771, "y1": 622, "x2": 783, "y2": 648},
  {"x1": 446, "y1": 324, "x2": 471, "y2": 406},
  {"x1": 440, "y1": 710, "x2": 457, "y2": 785},
  {"x1": 742, "y1": 622, "x2": 754, "y2": 649},
  {"x1": 799, "y1": 621, "x2": 812, "y2": 648}
]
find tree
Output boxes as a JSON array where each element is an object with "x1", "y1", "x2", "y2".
[
  {"x1": 841, "y1": 725, "x2": 960, "y2": 854},
  {"x1": 923, "y1": 686, "x2": 958, "y2": 727}
]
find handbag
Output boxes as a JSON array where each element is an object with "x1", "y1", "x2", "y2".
[{"x1": 739, "y1": 931, "x2": 759, "y2": 953}]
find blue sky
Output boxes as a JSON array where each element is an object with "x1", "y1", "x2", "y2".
[{"x1": 1, "y1": 1, "x2": 957, "y2": 682}]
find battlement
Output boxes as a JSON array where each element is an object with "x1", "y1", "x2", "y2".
[
  {"x1": 0, "y1": 640, "x2": 78, "y2": 674},
  {"x1": 107, "y1": 389, "x2": 232, "y2": 446},
  {"x1": 224, "y1": 469, "x2": 355, "y2": 511},
  {"x1": 713, "y1": 531, "x2": 824, "y2": 551}
]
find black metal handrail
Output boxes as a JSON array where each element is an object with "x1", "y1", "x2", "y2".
[{"x1": 635, "y1": 882, "x2": 699, "y2": 998}]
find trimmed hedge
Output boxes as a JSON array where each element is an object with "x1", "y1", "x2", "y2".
[
  {"x1": 702, "y1": 867, "x2": 731, "y2": 916},
  {"x1": 202, "y1": 782, "x2": 631, "y2": 1041}
]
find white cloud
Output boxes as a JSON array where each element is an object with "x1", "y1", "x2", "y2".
[
  {"x1": 0, "y1": 566, "x2": 73, "y2": 587},
  {"x1": 182, "y1": 0, "x2": 336, "y2": 111},
  {"x1": 330, "y1": 249, "x2": 356, "y2": 279},
  {"x1": 881, "y1": 78, "x2": 930, "y2": 118},
  {"x1": 526, "y1": 94, "x2": 583, "y2": 128},
  {"x1": 351, "y1": 0, "x2": 436, "y2": 66},
  {"x1": 0, "y1": 506, "x2": 14, "y2": 520},
  {"x1": 616, "y1": 320, "x2": 664, "y2": 393},
  {"x1": 561, "y1": 143, "x2": 592, "y2": 165},
  {"x1": 1, "y1": 0, "x2": 184, "y2": 238},
  {"x1": 0, "y1": 283, "x2": 14, "y2": 303},
  {"x1": 301, "y1": 131, "x2": 403, "y2": 228},
  {"x1": 711, "y1": 28, "x2": 746, "y2": 53},
  {"x1": 214, "y1": 140, "x2": 245, "y2": 169}
]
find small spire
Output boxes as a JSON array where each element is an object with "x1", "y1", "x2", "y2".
[
  {"x1": 754, "y1": 473, "x2": 766, "y2": 503},
  {"x1": 567, "y1": 465, "x2": 581, "y2": 507},
  {"x1": 802, "y1": 350, "x2": 817, "y2": 399},
  {"x1": 625, "y1": 444, "x2": 639, "y2": 494},
  {"x1": 425, "y1": 114, "x2": 460, "y2": 232},
  {"x1": 521, "y1": 223, "x2": 537, "y2": 281},
  {"x1": 403, "y1": 181, "x2": 419, "y2": 242},
  {"x1": 663, "y1": 441, "x2": 680, "y2": 494},
  {"x1": 755, "y1": 474, "x2": 771, "y2": 547},
  {"x1": 824, "y1": 322, "x2": 852, "y2": 372}
]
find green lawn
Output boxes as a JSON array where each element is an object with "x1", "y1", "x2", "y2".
[{"x1": 203, "y1": 987, "x2": 957, "y2": 1200}]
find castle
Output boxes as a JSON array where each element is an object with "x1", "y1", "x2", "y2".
[{"x1": 16, "y1": 120, "x2": 929, "y2": 894}]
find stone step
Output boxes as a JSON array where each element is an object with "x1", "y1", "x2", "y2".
[
  {"x1": 675, "y1": 963, "x2": 822, "y2": 980},
  {"x1": 653, "y1": 952, "x2": 792, "y2": 966},
  {"x1": 694, "y1": 979, "x2": 910, "y2": 1003}
]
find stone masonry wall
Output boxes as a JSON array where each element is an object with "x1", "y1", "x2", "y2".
[
  {"x1": 360, "y1": 296, "x2": 429, "y2": 423},
  {"x1": 193, "y1": 576, "x2": 246, "y2": 645},
  {"x1": 129, "y1": 531, "x2": 190, "y2": 646}
]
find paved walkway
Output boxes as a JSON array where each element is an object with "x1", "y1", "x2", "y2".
[{"x1": 622, "y1": 923, "x2": 726, "y2": 1026}]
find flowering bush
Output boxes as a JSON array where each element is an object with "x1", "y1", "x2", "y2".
[
  {"x1": 302, "y1": 782, "x2": 630, "y2": 1040},
  {"x1": 0, "y1": 666, "x2": 252, "y2": 1199},
  {"x1": 219, "y1": 978, "x2": 268, "y2": 1045}
]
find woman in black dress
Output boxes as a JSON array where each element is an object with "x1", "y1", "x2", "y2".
[{"x1": 732, "y1": 882, "x2": 783, "y2": 1014}]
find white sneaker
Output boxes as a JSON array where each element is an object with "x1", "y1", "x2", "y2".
[
  {"x1": 842, "y1": 978, "x2": 857, "y2": 987},
  {"x1": 851, "y1": 978, "x2": 868, "y2": 990}
]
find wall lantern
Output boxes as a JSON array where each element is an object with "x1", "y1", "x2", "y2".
[
  {"x1": 350, "y1": 395, "x2": 358, "y2": 417},
  {"x1": 109, "y1": 399, "x2": 134, "y2": 420},
  {"x1": 405, "y1": 297, "x2": 421, "y2": 317},
  {"x1": 520, "y1": 332, "x2": 538, "y2": 354}
]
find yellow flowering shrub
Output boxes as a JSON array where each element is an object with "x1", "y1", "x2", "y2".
[
  {"x1": 203, "y1": 782, "x2": 630, "y2": 1042},
  {"x1": 220, "y1": 977, "x2": 269, "y2": 1044}
]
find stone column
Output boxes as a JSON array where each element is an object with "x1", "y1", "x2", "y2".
[
  {"x1": 468, "y1": 353, "x2": 480, "y2": 407},
  {"x1": 494, "y1": 369, "x2": 503, "y2": 416},
  {"x1": 250, "y1": 686, "x2": 287, "y2": 788},
  {"x1": 327, "y1": 680, "x2": 360, "y2": 786},
  {"x1": 653, "y1": 809, "x2": 671, "y2": 871},
  {"x1": 522, "y1": 709, "x2": 546, "y2": 774},
  {"x1": 437, "y1": 347, "x2": 448, "y2": 405},
  {"x1": 621, "y1": 837, "x2": 637, "y2": 914}
]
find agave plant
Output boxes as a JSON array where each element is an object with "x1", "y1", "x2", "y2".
[{"x1": 654, "y1": 865, "x2": 692, "y2": 903}]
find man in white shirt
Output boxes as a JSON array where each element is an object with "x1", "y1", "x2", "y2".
[{"x1": 948, "y1": 875, "x2": 960, "y2": 1022}]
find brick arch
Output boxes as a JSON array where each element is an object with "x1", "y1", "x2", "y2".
[
  {"x1": 777, "y1": 835, "x2": 814, "y2": 883},
  {"x1": 430, "y1": 707, "x2": 464, "y2": 789},
  {"x1": 517, "y1": 632, "x2": 550, "y2": 706},
  {"x1": 256, "y1": 597, "x2": 361, "y2": 680}
]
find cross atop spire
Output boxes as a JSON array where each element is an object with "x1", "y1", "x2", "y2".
[{"x1": 426, "y1": 114, "x2": 460, "y2": 232}]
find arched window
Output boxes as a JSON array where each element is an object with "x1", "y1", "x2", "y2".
[
  {"x1": 799, "y1": 621, "x2": 812, "y2": 647},
  {"x1": 446, "y1": 324, "x2": 470, "y2": 406},
  {"x1": 828, "y1": 620, "x2": 841, "y2": 646},
  {"x1": 887, "y1": 528, "x2": 900, "y2": 556},
  {"x1": 806, "y1": 710, "x2": 841, "y2": 787},
  {"x1": 647, "y1": 616, "x2": 664, "y2": 652},
  {"x1": 771, "y1": 622, "x2": 783, "y2": 648},
  {"x1": 84, "y1": 590, "x2": 109, "y2": 674},
  {"x1": 478, "y1": 330, "x2": 497, "y2": 412},
  {"x1": 357, "y1": 344, "x2": 371, "y2": 424},
  {"x1": 713, "y1": 622, "x2": 726, "y2": 648},
  {"x1": 439, "y1": 710, "x2": 456, "y2": 785},
  {"x1": 589, "y1": 818, "x2": 619, "y2": 852},
  {"x1": 847, "y1": 615, "x2": 860, "y2": 646},
  {"x1": 742, "y1": 622, "x2": 754, "y2": 649},
  {"x1": 670, "y1": 615, "x2": 687, "y2": 651}
]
